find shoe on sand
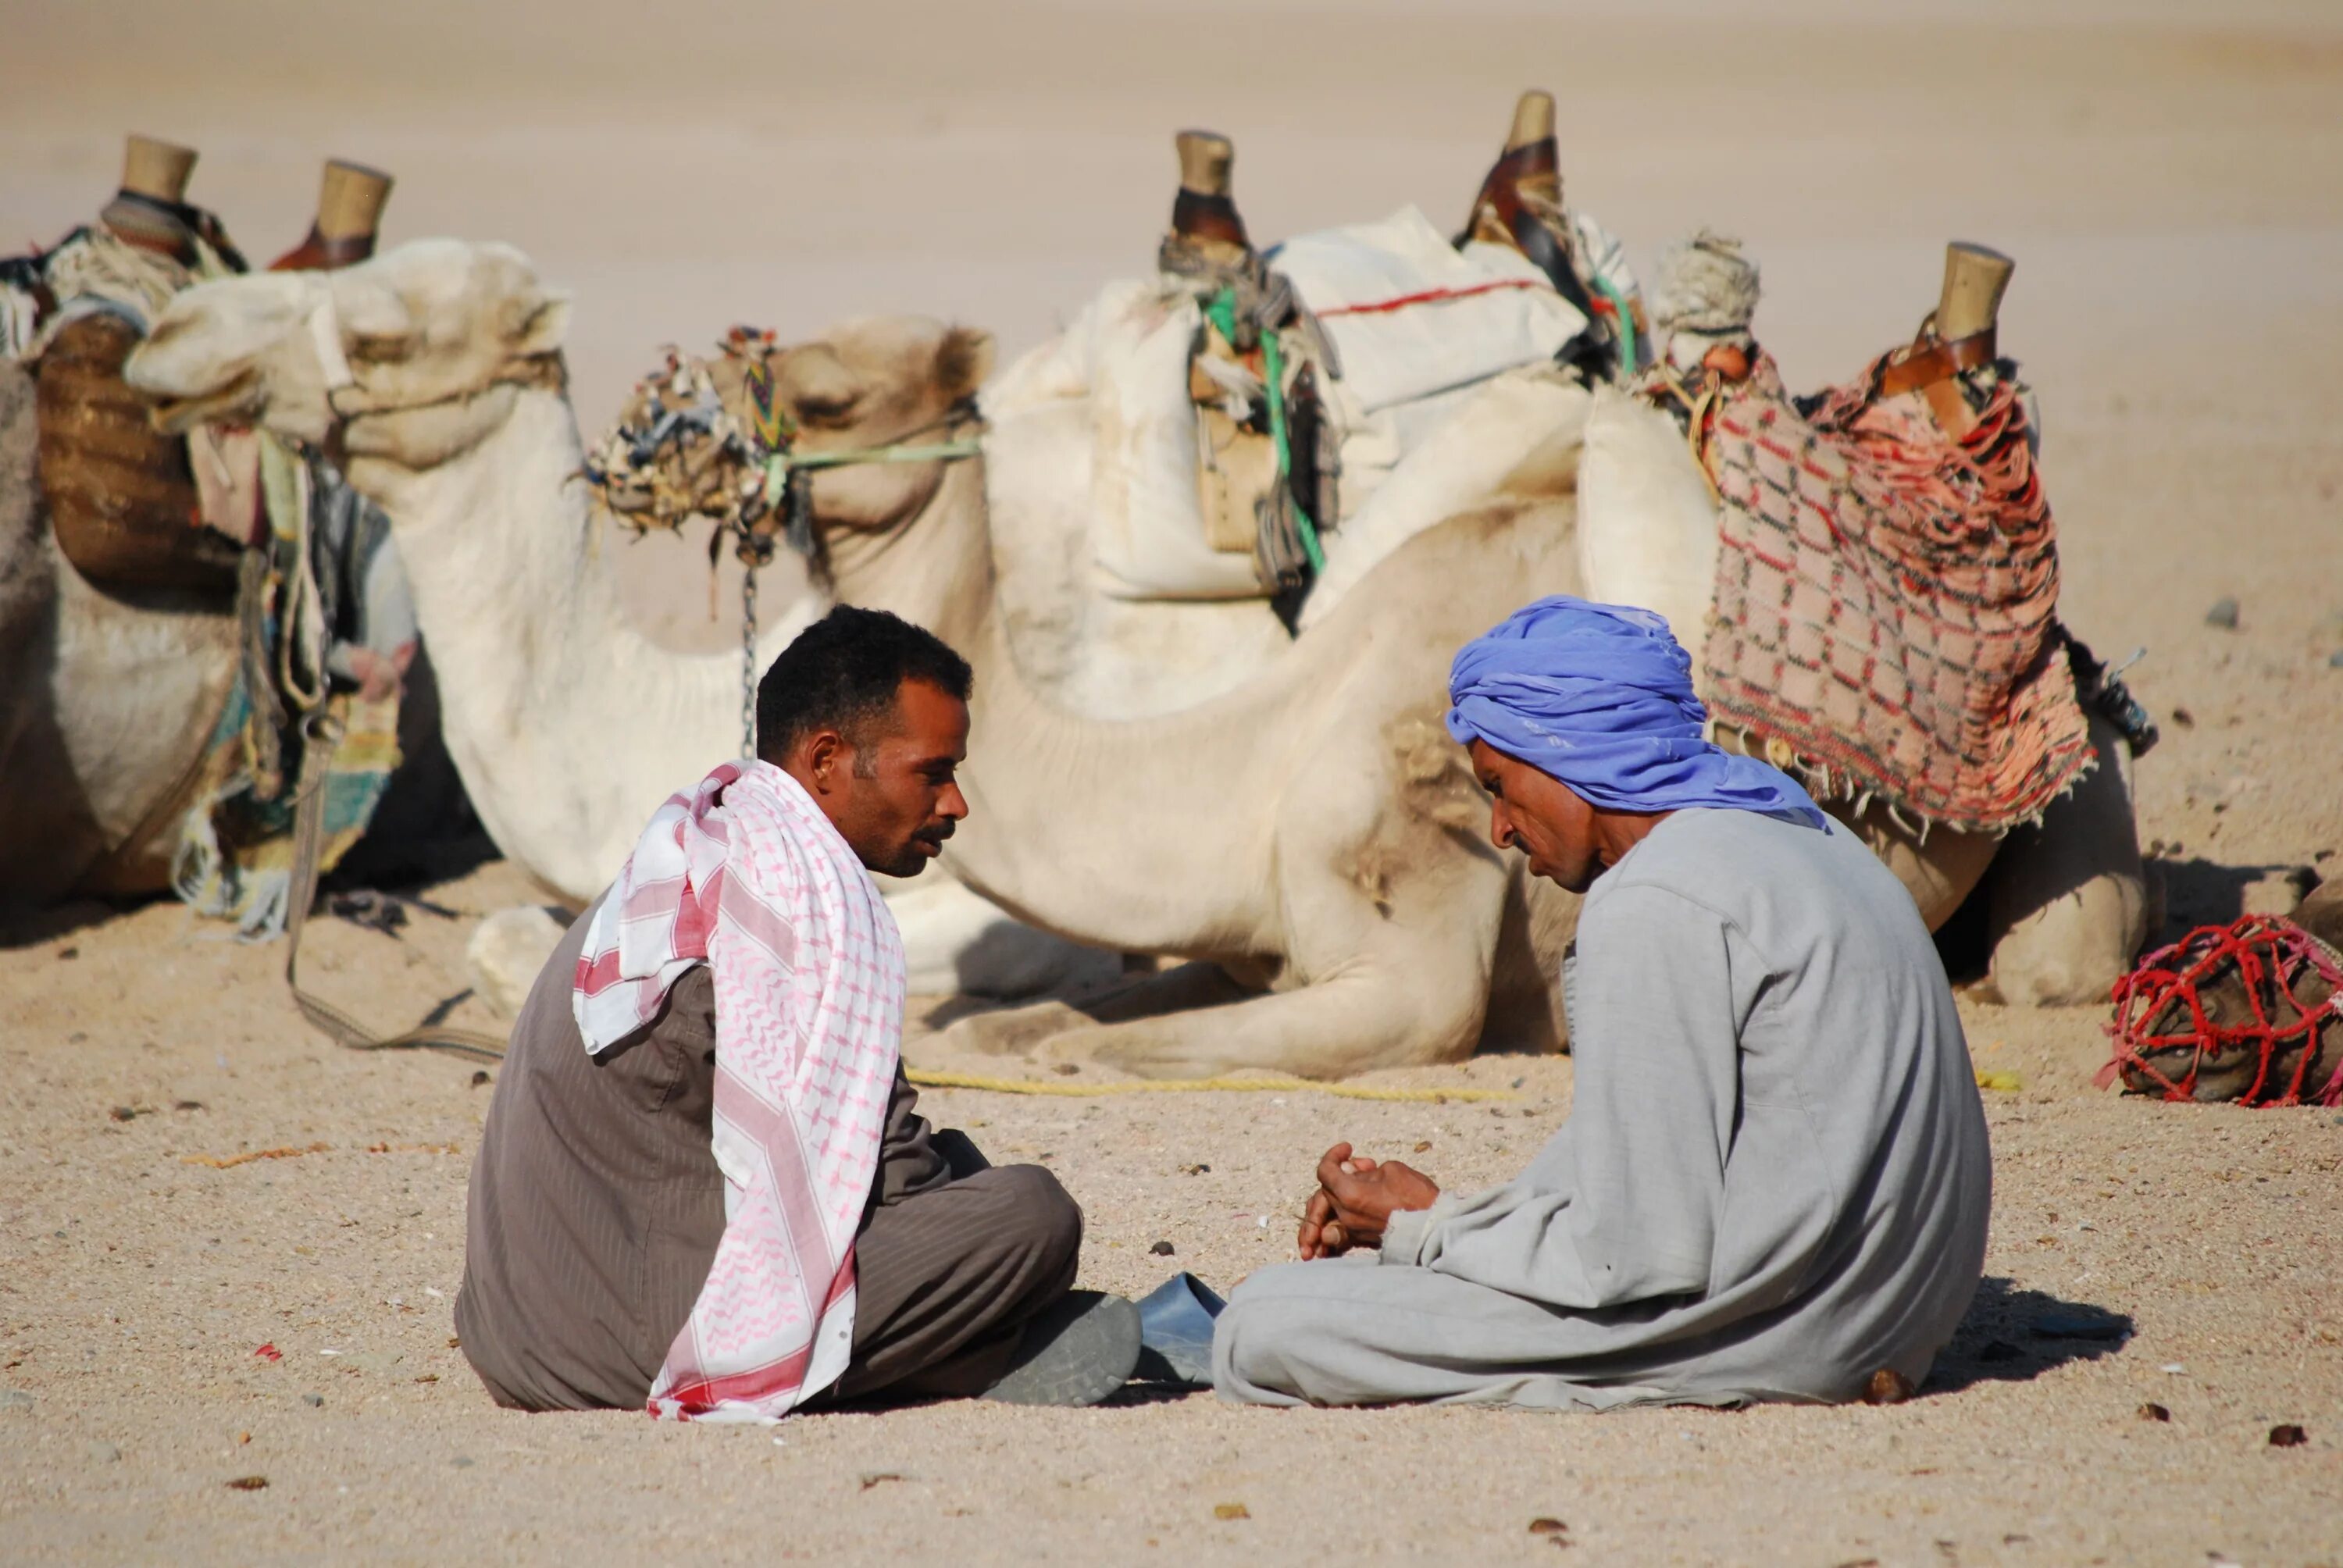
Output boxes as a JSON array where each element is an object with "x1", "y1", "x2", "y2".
[{"x1": 981, "y1": 1290, "x2": 1141, "y2": 1407}]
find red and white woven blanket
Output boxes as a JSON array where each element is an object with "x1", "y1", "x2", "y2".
[
  {"x1": 1699, "y1": 355, "x2": 2092, "y2": 834},
  {"x1": 573, "y1": 761, "x2": 905, "y2": 1421}
]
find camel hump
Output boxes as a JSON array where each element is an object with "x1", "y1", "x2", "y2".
[
  {"x1": 272, "y1": 159, "x2": 396, "y2": 272},
  {"x1": 1164, "y1": 129, "x2": 1252, "y2": 268}
]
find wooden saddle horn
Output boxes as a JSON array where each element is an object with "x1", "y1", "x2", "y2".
[
  {"x1": 1877, "y1": 242, "x2": 2013, "y2": 429},
  {"x1": 1460, "y1": 91, "x2": 1599, "y2": 325},
  {"x1": 1163, "y1": 129, "x2": 1254, "y2": 271},
  {"x1": 98, "y1": 134, "x2": 203, "y2": 264},
  {"x1": 273, "y1": 159, "x2": 395, "y2": 272}
]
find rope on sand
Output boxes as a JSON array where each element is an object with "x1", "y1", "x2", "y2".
[{"x1": 905, "y1": 1067, "x2": 1515, "y2": 1103}]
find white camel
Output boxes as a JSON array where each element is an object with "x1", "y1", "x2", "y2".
[
  {"x1": 128, "y1": 241, "x2": 2136, "y2": 1072},
  {"x1": 116, "y1": 244, "x2": 1107, "y2": 998},
  {"x1": 0, "y1": 358, "x2": 241, "y2": 914},
  {"x1": 127, "y1": 240, "x2": 1586, "y2": 1073}
]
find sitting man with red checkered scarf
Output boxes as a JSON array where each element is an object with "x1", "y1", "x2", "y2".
[{"x1": 457, "y1": 608, "x2": 1139, "y2": 1419}]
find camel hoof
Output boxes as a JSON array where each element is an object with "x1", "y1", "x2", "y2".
[{"x1": 466, "y1": 904, "x2": 569, "y2": 1018}]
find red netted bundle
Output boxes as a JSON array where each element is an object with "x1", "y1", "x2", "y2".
[{"x1": 2099, "y1": 915, "x2": 2343, "y2": 1107}]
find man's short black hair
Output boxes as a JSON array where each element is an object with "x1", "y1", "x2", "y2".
[{"x1": 754, "y1": 606, "x2": 973, "y2": 767}]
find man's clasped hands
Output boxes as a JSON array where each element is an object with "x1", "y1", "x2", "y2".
[{"x1": 1295, "y1": 1142, "x2": 1444, "y2": 1260}]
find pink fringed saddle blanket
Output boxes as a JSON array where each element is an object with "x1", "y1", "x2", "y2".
[{"x1": 1698, "y1": 355, "x2": 2092, "y2": 834}]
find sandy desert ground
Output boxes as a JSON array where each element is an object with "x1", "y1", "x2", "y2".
[{"x1": 2, "y1": 2, "x2": 2341, "y2": 1563}]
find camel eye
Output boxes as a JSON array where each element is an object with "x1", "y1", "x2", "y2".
[{"x1": 792, "y1": 390, "x2": 864, "y2": 429}]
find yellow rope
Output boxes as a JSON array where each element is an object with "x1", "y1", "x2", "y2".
[{"x1": 905, "y1": 1067, "x2": 1516, "y2": 1103}]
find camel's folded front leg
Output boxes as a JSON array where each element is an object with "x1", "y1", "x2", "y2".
[
  {"x1": 1024, "y1": 841, "x2": 1508, "y2": 1078},
  {"x1": 1985, "y1": 714, "x2": 2149, "y2": 1006}
]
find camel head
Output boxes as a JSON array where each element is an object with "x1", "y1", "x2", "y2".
[
  {"x1": 592, "y1": 316, "x2": 995, "y2": 547},
  {"x1": 126, "y1": 238, "x2": 570, "y2": 469},
  {"x1": 760, "y1": 317, "x2": 995, "y2": 534}
]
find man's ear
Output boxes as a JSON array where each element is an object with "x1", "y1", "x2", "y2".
[{"x1": 801, "y1": 729, "x2": 846, "y2": 790}]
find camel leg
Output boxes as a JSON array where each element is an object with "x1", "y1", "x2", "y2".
[
  {"x1": 889, "y1": 866, "x2": 1124, "y2": 1000},
  {"x1": 1029, "y1": 835, "x2": 1507, "y2": 1079},
  {"x1": 467, "y1": 904, "x2": 572, "y2": 1018},
  {"x1": 1030, "y1": 950, "x2": 1493, "y2": 1080},
  {"x1": 1985, "y1": 715, "x2": 2147, "y2": 1006}
]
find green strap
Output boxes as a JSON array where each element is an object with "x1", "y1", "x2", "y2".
[
  {"x1": 1592, "y1": 273, "x2": 1639, "y2": 373},
  {"x1": 1258, "y1": 327, "x2": 1324, "y2": 574},
  {"x1": 1207, "y1": 286, "x2": 1323, "y2": 576},
  {"x1": 761, "y1": 438, "x2": 985, "y2": 508}
]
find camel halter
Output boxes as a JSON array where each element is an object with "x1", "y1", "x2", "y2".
[{"x1": 581, "y1": 333, "x2": 984, "y2": 755}]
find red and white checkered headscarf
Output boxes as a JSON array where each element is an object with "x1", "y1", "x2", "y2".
[{"x1": 573, "y1": 760, "x2": 905, "y2": 1421}]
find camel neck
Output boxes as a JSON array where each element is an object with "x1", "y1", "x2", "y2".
[
  {"x1": 349, "y1": 383, "x2": 828, "y2": 897},
  {"x1": 932, "y1": 496, "x2": 1301, "y2": 958}
]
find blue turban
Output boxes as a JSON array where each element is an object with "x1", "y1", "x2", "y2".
[{"x1": 1446, "y1": 596, "x2": 1826, "y2": 827}]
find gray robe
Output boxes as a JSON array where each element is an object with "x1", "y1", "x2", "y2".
[{"x1": 1211, "y1": 807, "x2": 1992, "y2": 1409}]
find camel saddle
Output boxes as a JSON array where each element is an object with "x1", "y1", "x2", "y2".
[{"x1": 37, "y1": 312, "x2": 242, "y2": 591}]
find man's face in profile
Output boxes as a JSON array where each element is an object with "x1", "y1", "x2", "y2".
[
  {"x1": 1469, "y1": 739, "x2": 1603, "y2": 893},
  {"x1": 829, "y1": 679, "x2": 972, "y2": 878}
]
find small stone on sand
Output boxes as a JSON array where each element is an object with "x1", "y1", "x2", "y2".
[
  {"x1": 1863, "y1": 1367, "x2": 1915, "y2": 1404},
  {"x1": 2205, "y1": 597, "x2": 2240, "y2": 629},
  {"x1": 1150, "y1": 1240, "x2": 1175, "y2": 1256}
]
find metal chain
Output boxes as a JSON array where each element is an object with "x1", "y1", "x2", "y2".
[{"x1": 739, "y1": 552, "x2": 758, "y2": 761}]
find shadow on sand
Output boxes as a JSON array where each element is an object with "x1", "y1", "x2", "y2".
[{"x1": 1924, "y1": 1276, "x2": 2134, "y2": 1395}]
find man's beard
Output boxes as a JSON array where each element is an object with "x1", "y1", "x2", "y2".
[{"x1": 883, "y1": 821, "x2": 953, "y2": 878}]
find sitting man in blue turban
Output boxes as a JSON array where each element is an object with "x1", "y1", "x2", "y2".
[{"x1": 1211, "y1": 597, "x2": 1992, "y2": 1409}]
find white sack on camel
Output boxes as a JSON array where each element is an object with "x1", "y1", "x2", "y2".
[{"x1": 989, "y1": 206, "x2": 1593, "y2": 605}]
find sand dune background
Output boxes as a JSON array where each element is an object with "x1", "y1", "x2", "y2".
[{"x1": 3, "y1": 3, "x2": 2341, "y2": 1563}]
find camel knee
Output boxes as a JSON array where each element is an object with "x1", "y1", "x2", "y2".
[
  {"x1": 1985, "y1": 715, "x2": 2146, "y2": 1006},
  {"x1": 467, "y1": 904, "x2": 570, "y2": 1018}
]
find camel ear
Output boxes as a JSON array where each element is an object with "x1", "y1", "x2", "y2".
[
  {"x1": 502, "y1": 290, "x2": 572, "y2": 356},
  {"x1": 776, "y1": 343, "x2": 865, "y2": 420},
  {"x1": 937, "y1": 326, "x2": 995, "y2": 404}
]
